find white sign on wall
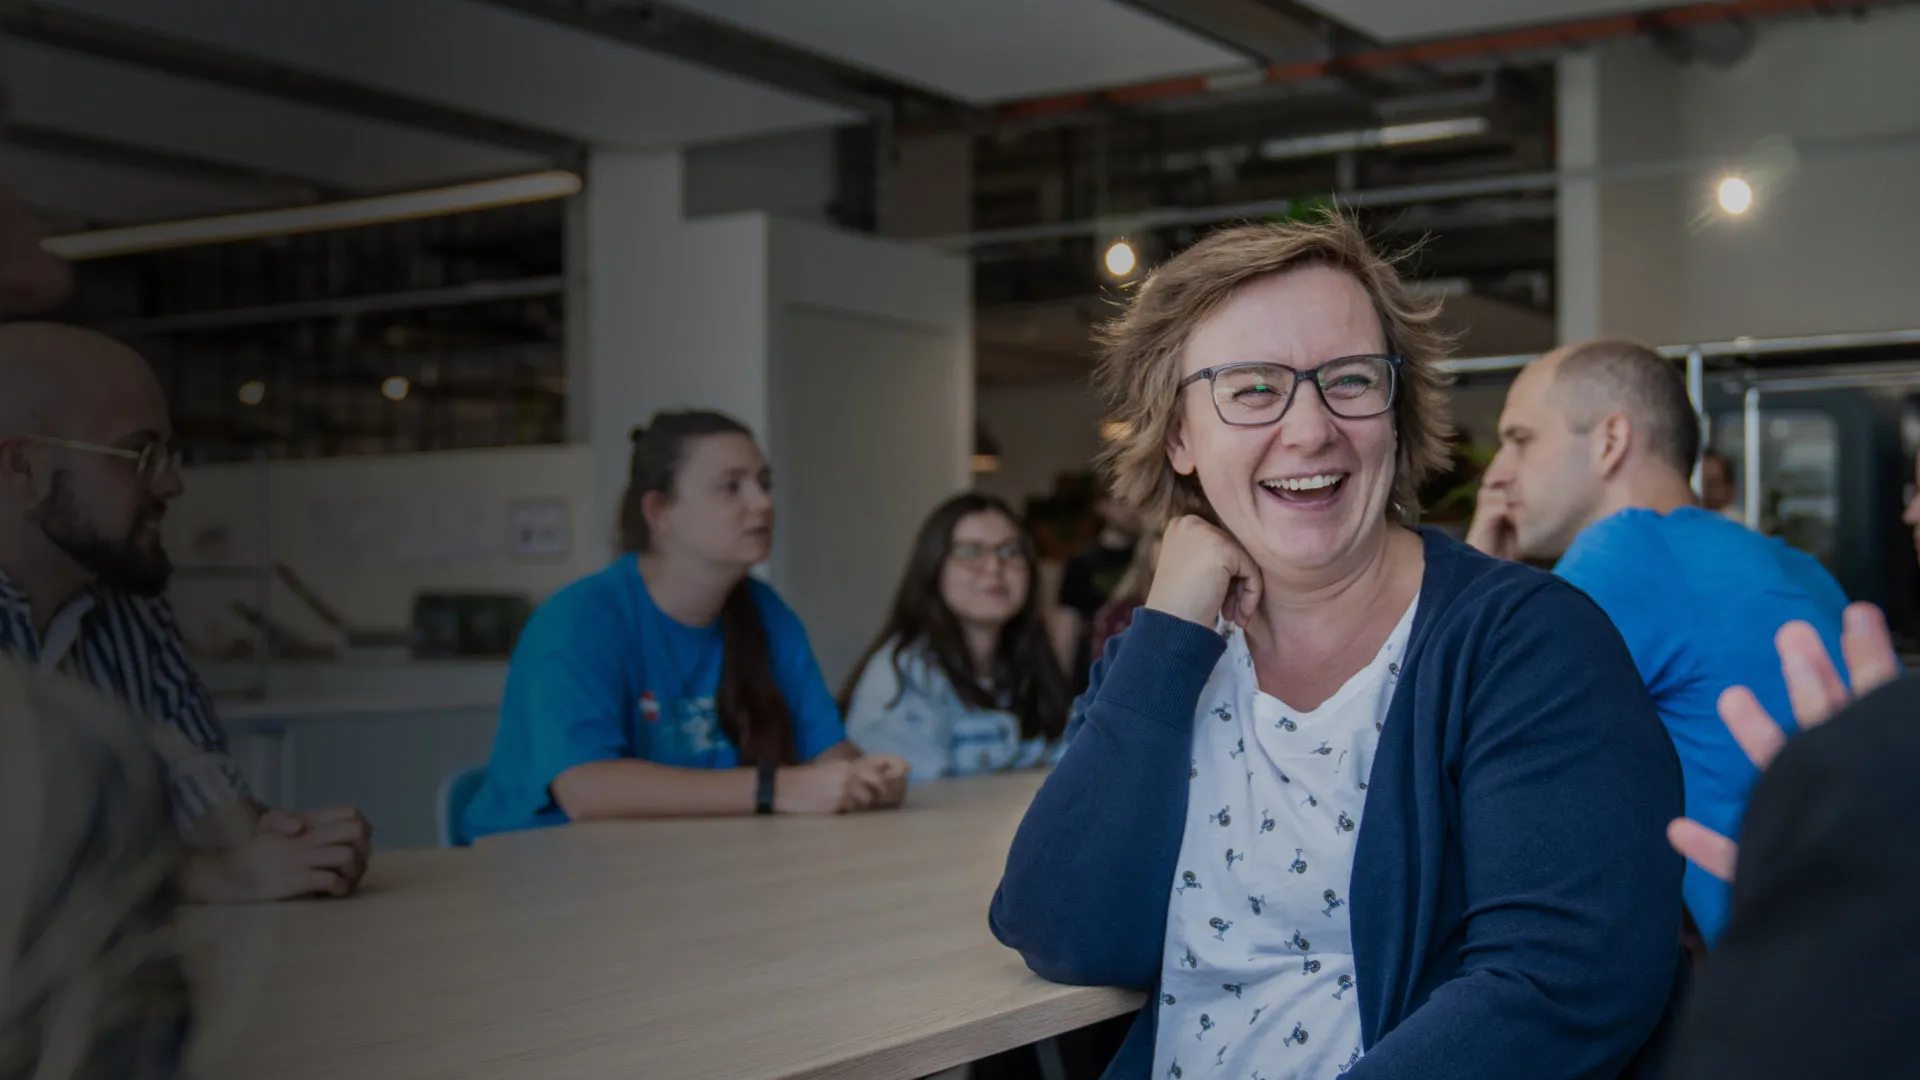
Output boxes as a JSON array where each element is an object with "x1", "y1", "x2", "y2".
[{"x1": 509, "y1": 499, "x2": 570, "y2": 560}]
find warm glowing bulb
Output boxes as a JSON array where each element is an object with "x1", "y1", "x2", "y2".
[
  {"x1": 381, "y1": 376, "x2": 411, "y2": 402},
  {"x1": 237, "y1": 380, "x2": 266, "y2": 406},
  {"x1": 1717, "y1": 176, "x2": 1753, "y2": 216},
  {"x1": 1104, "y1": 240, "x2": 1137, "y2": 277}
]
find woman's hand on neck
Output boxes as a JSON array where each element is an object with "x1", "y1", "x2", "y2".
[{"x1": 636, "y1": 551, "x2": 748, "y2": 628}]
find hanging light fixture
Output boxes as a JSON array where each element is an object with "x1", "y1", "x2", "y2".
[
  {"x1": 1717, "y1": 176, "x2": 1754, "y2": 216},
  {"x1": 973, "y1": 423, "x2": 1002, "y2": 474}
]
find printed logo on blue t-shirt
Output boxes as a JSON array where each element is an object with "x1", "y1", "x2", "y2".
[{"x1": 637, "y1": 693, "x2": 726, "y2": 766}]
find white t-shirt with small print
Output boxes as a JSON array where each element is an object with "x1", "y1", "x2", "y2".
[{"x1": 1153, "y1": 597, "x2": 1417, "y2": 1080}]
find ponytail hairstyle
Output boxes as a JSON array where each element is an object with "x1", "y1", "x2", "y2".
[
  {"x1": 617, "y1": 412, "x2": 797, "y2": 766},
  {"x1": 840, "y1": 493, "x2": 1069, "y2": 742}
]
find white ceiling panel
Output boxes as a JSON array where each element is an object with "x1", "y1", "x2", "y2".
[
  {"x1": 674, "y1": 0, "x2": 1252, "y2": 103},
  {"x1": 8, "y1": 41, "x2": 547, "y2": 193},
  {"x1": 1297, "y1": 0, "x2": 1677, "y2": 44},
  {"x1": 1, "y1": 144, "x2": 296, "y2": 228},
  {"x1": 36, "y1": 0, "x2": 857, "y2": 149}
]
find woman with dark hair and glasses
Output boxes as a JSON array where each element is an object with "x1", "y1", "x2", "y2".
[
  {"x1": 460, "y1": 411, "x2": 907, "y2": 841},
  {"x1": 841, "y1": 493, "x2": 1070, "y2": 783},
  {"x1": 991, "y1": 215, "x2": 1687, "y2": 1080}
]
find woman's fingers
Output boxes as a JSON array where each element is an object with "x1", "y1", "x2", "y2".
[
  {"x1": 1718, "y1": 685, "x2": 1789, "y2": 771},
  {"x1": 1842, "y1": 603, "x2": 1900, "y2": 700},
  {"x1": 1667, "y1": 818, "x2": 1739, "y2": 883}
]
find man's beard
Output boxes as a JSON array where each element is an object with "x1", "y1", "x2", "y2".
[{"x1": 31, "y1": 470, "x2": 172, "y2": 597}]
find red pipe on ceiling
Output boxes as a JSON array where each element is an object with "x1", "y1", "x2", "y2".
[{"x1": 985, "y1": 0, "x2": 1905, "y2": 123}]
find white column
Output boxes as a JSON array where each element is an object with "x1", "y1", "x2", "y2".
[
  {"x1": 1556, "y1": 40, "x2": 1685, "y2": 346},
  {"x1": 582, "y1": 149, "x2": 772, "y2": 551}
]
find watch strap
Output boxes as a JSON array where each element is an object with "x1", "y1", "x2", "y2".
[{"x1": 755, "y1": 759, "x2": 777, "y2": 815}]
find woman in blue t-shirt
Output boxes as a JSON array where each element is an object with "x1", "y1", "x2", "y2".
[
  {"x1": 460, "y1": 411, "x2": 907, "y2": 842},
  {"x1": 840, "y1": 493, "x2": 1070, "y2": 781}
]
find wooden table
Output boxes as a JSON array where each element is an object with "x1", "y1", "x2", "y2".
[{"x1": 185, "y1": 771, "x2": 1143, "y2": 1080}]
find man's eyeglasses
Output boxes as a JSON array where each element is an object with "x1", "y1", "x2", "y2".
[
  {"x1": 21, "y1": 435, "x2": 182, "y2": 485},
  {"x1": 950, "y1": 541, "x2": 1023, "y2": 565},
  {"x1": 1177, "y1": 354, "x2": 1402, "y2": 428}
]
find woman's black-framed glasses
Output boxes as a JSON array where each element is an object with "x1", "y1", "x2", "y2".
[
  {"x1": 1177, "y1": 354, "x2": 1402, "y2": 428},
  {"x1": 21, "y1": 434, "x2": 182, "y2": 485}
]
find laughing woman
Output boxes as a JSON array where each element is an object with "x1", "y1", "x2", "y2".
[
  {"x1": 990, "y1": 216, "x2": 1688, "y2": 1080},
  {"x1": 460, "y1": 411, "x2": 906, "y2": 842},
  {"x1": 842, "y1": 493, "x2": 1070, "y2": 782}
]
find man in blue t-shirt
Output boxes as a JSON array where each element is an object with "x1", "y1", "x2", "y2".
[{"x1": 1467, "y1": 338, "x2": 1848, "y2": 944}]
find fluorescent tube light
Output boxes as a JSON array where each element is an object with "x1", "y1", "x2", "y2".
[{"x1": 42, "y1": 170, "x2": 584, "y2": 261}]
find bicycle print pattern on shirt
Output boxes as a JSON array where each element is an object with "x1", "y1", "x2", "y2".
[{"x1": 1153, "y1": 599, "x2": 1415, "y2": 1080}]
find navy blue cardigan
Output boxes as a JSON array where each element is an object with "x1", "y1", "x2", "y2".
[{"x1": 991, "y1": 530, "x2": 1688, "y2": 1080}]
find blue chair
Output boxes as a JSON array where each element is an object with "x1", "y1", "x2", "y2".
[{"x1": 436, "y1": 765, "x2": 488, "y2": 848}]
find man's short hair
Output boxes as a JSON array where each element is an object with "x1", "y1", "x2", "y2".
[{"x1": 1550, "y1": 338, "x2": 1701, "y2": 477}]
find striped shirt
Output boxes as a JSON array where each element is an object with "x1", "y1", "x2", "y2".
[{"x1": 0, "y1": 568, "x2": 251, "y2": 832}]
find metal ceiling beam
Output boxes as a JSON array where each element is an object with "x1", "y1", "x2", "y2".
[
  {"x1": 6, "y1": 122, "x2": 346, "y2": 202},
  {"x1": 1109, "y1": 0, "x2": 1329, "y2": 63},
  {"x1": 96, "y1": 276, "x2": 566, "y2": 337},
  {"x1": 978, "y1": 0, "x2": 1913, "y2": 130},
  {"x1": 0, "y1": 1, "x2": 585, "y2": 161},
  {"x1": 475, "y1": 0, "x2": 965, "y2": 121}
]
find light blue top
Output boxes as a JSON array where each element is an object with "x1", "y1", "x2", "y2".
[
  {"x1": 459, "y1": 559, "x2": 848, "y2": 842},
  {"x1": 1555, "y1": 506, "x2": 1849, "y2": 943},
  {"x1": 843, "y1": 638, "x2": 1059, "y2": 782}
]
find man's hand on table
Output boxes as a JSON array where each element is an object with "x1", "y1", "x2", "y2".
[{"x1": 183, "y1": 804, "x2": 373, "y2": 902}]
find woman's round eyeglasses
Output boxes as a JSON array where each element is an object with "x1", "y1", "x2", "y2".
[
  {"x1": 1177, "y1": 354, "x2": 1402, "y2": 427},
  {"x1": 950, "y1": 541, "x2": 1023, "y2": 565}
]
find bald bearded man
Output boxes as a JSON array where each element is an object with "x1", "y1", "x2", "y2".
[{"x1": 0, "y1": 323, "x2": 372, "y2": 902}]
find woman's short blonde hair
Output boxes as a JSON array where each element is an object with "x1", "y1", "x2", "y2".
[
  {"x1": 0, "y1": 661, "x2": 189, "y2": 1080},
  {"x1": 1094, "y1": 212, "x2": 1454, "y2": 527}
]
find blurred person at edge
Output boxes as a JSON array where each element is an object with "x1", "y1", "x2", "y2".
[
  {"x1": 1050, "y1": 489, "x2": 1141, "y2": 691},
  {"x1": 1087, "y1": 525, "x2": 1162, "y2": 663},
  {"x1": 0, "y1": 65, "x2": 192, "y2": 1080},
  {"x1": 1900, "y1": 444, "x2": 1920, "y2": 566},
  {"x1": 1467, "y1": 339, "x2": 1849, "y2": 946},
  {"x1": 460, "y1": 411, "x2": 908, "y2": 841},
  {"x1": 0, "y1": 160, "x2": 71, "y2": 315},
  {"x1": 1698, "y1": 449, "x2": 1739, "y2": 518},
  {"x1": 992, "y1": 214, "x2": 1685, "y2": 1080},
  {"x1": 1, "y1": 662, "x2": 195, "y2": 1080},
  {"x1": 0, "y1": 324, "x2": 373, "y2": 903},
  {"x1": 1663, "y1": 604, "x2": 1915, "y2": 1080}
]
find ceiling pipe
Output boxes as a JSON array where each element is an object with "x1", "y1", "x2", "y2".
[{"x1": 966, "y1": 0, "x2": 1904, "y2": 128}]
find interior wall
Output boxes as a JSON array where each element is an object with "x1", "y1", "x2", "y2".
[
  {"x1": 585, "y1": 150, "x2": 772, "y2": 546},
  {"x1": 975, "y1": 381, "x2": 1106, "y2": 510},
  {"x1": 766, "y1": 217, "x2": 972, "y2": 688},
  {"x1": 1557, "y1": 40, "x2": 1685, "y2": 345},
  {"x1": 684, "y1": 128, "x2": 837, "y2": 223},
  {"x1": 164, "y1": 445, "x2": 600, "y2": 655},
  {"x1": 1672, "y1": 7, "x2": 1920, "y2": 342},
  {"x1": 774, "y1": 310, "x2": 963, "y2": 686},
  {"x1": 1561, "y1": 9, "x2": 1920, "y2": 345}
]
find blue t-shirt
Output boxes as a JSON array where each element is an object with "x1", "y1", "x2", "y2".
[
  {"x1": 1555, "y1": 507, "x2": 1848, "y2": 943},
  {"x1": 459, "y1": 559, "x2": 848, "y2": 842}
]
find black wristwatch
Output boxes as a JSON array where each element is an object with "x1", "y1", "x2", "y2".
[{"x1": 755, "y1": 759, "x2": 778, "y2": 815}]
